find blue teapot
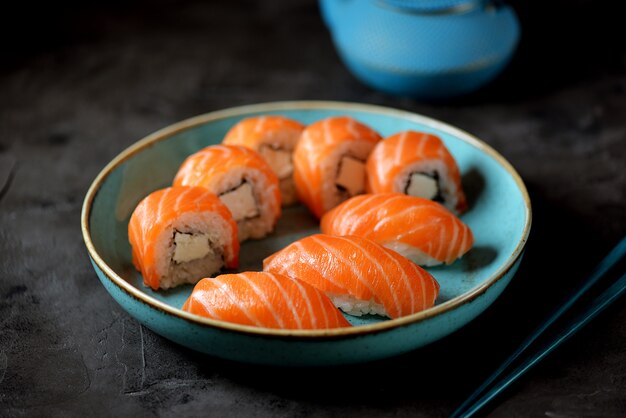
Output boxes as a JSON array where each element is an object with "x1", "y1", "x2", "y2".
[{"x1": 319, "y1": 0, "x2": 520, "y2": 99}]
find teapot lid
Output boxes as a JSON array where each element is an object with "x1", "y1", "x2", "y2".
[{"x1": 379, "y1": 0, "x2": 488, "y2": 14}]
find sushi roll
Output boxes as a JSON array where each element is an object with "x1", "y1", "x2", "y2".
[
  {"x1": 293, "y1": 116, "x2": 381, "y2": 218},
  {"x1": 128, "y1": 186, "x2": 239, "y2": 290},
  {"x1": 366, "y1": 130, "x2": 467, "y2": 214},
  {"x1": 182, "y1": 271, "x2": 351, "y2": 329},
  {"x1": 173, "y1": 144, "x2": 281, "y2": 242},
  {"x1": 222, "y1": 115, "x2": 305, "y2": 206},
  {"x1": 321, "y1": 193, "x2": 473, "y2": 266},
  {"x1": 264, "y1": 234, "x2": 439, "y2": 319}
]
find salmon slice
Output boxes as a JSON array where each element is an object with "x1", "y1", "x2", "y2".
[
  {"x1": 366, "y1": 130, "x2": 467, "y2": 214},
  {"x1": 223, "y1": 116, "x2": 305, "y2": 206},
  {"x1": 263, "y1": 234, "x2": 439, "y2": 319},
  {"x1": 321, "y1": 193, "x2": 474, "y2": 266},
  {"x1": 173, "y1": 144, "x2": 281, "y2": 241},
  {"x1": 128, "y1": 186, "x2": 239, "y2": 290},
  {"x1": 182, "y1": 271, "x2": 351, "y2": 329},
  {"x1": 293, "y1": 116, "x2": 381, "y2": 218}
]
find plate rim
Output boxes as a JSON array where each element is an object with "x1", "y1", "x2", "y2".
[{"x1": 81, "y1": 100, "x2": 532, "y2": 339}]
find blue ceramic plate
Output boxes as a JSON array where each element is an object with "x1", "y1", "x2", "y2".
[{"x1": 81, "y1": 101, "x2": 531, "y2": 366}]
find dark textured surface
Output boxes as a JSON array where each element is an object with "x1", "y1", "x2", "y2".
[{"x1": 1, "y1": 1, "x2": 625, "y2": 416}]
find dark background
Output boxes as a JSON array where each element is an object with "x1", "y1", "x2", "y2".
[{"x1": 1, "y1": 0, "x2": 625, "y2": 416}]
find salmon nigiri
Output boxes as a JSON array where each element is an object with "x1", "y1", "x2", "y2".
[
  {"x1": 128, "y1": 186, "x2": 239, "y2": 290},
  {"x1": 293, "y1": 116, "x2": 381, "y2": 218},
  {"x1": 174, "y1": 144, "x2": 280, "y2": 242},
  {"x1": 222, "y1": 116, "x2": 305, "y2": 206},
  {"x1": 366, "y1": 130, "x2": 467, "y2": 214},
  {"x1": 182, "y1": 272, "x2": 351, "y2": 329},
  {"x1": 321, "y1": 193, "x2": 473, "y2": 266},
  {"x1": 264, "y1": 234, "x2": 439, "y2": 319}
]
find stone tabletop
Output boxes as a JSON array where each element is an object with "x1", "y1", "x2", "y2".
[{"x1": 1, "y1": 1, "x2": 625, "y2": 416}]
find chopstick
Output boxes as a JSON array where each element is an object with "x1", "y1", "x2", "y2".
[{"x1": 451, "y1": 236, "x2": 626, "y2": 417}]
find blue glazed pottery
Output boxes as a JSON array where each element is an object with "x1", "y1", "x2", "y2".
[
  {"x1": 81, "y1": 101, "x2": 531, "y2": 366},
  {"x1": 319, "y1": 0, "x2": 520, "y2": 98}
]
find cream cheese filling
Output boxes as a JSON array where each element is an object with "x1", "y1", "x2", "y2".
[
  {"x1": 173, "y1": 232, "x2": 213, "y2": 264},
  {"x1": 219, "y1": 182, "x2": 259, "y2": 221},
  {"x1": 259, "y1": 145, "x2": 293, "y2": 179},
  {"x1": 406, "y1": 172, "x2": 439, "y2": 200},
  {"x1": 336, "y1": 156, "x2": 365, "y2": 196}
]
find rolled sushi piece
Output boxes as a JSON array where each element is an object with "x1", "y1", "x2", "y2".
[
  {"x1": 128, "y1": 186, "x2": 239, "y2": 290},
  {"x1": 222, "y1": 115, "x2": 305, "y2": 206},
  {"x1": 366, "y1": 130, "x2": 467, "y2": 214},
  {"x1": 182, "y1": 271, "x2": 351, "y2": 329},
  {"x1": 293, "y1": 116, "x2": 381, "y2": 218},
  {"x1": 264, "y1": 234, "x2": 439, "y2": 319},
  {"x1": 321, "y1": 193, "x2": 474, "y2": 266},
  {"x1": 173, "y1": 144, "x2": 281, "y2": 242}
]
